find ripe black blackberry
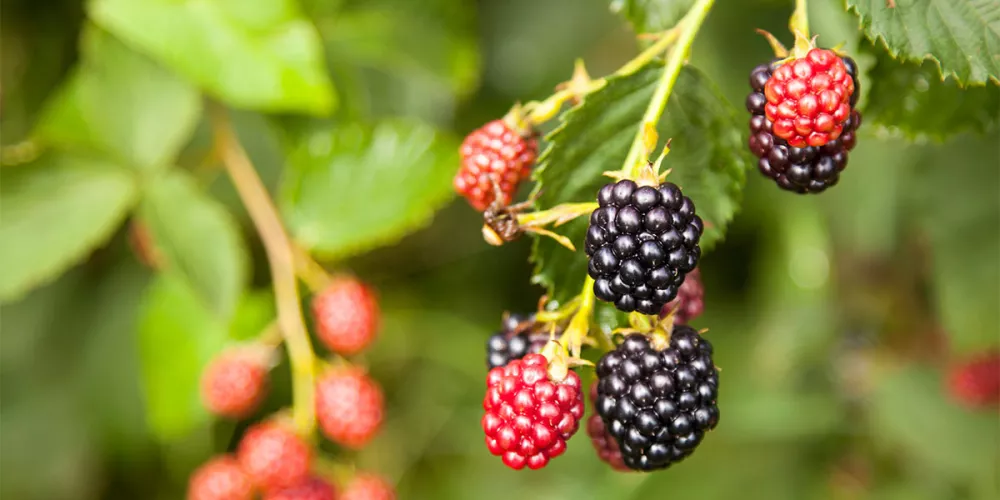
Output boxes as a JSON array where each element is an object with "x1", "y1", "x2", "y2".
[
  {"x1": 746, "y1": 56, "x2": 862, "y2": 194},
  {"x1": 585, "y1": 179, "x2": 702, "y2": 315},
  {"x1": 595, "y1": 329, "x2": 719, "y2": 471},
  {"x1": 485, "y1": 313, "x2": 548, "y2": 369}
]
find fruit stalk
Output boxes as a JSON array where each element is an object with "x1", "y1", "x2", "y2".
[
  {"x1": 211, "y1": 105, "x2": 317, "y2": 436},
  {"x1": 621, "y1": 0, "x2": 716, "y2": 178}
]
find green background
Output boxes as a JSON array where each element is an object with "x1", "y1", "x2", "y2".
[{"x1": 1, "y1": 0, "x2": 998, "y2": 498}]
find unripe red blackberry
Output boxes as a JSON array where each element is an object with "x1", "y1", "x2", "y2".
[
  {"x1": 763, "y1": 48, "x2": 855, "y2": 148},
  {"x1": 947, "y1": 350, "x2": 1000, "y2": 408},
  {"x1": 486, "y1": 313, "x2": 548, "y2": 369},
  {"x1": 263, "y1": 477, "x2": 337, "y2": 500},
  {"x1": 585, "y1": 179, "x2": 703, "y2": 314},
  {"x1": 237, "y1": 423, "x2": 312, "y2": 491},
  {"x1": 188, "y1": 455, "x2": 254, "y2": 500},
  {"x1": 341, "y1": 473, "x2": 396, "y2": 500},
  {"x1": 659, "y1": 268, "x2": 704, "y2": 324},
  {"x1": 595, "y1": 329, "x2": 719, "y2": 471},
  {"x1": 747, "y1": 56, "x2": 862, "y2": 194},
  {"x1": 482, "y1": 353, "x2": 585, "y2": 470},
  {"x1": 454, "y1": 119, "x2": 538, "y2": 211},
  {"x1": 586, "y1": 385, "x2": 628, "y2": 471},
  {"x1": 201, "y1": 349, "x2": 270, "y2": 419},
  {"x1": 315, "y1": 367, "x2": 384, "y2": 449},
  {"x1": 312, "y1": 277, "x2": 380, "y2": 356}
]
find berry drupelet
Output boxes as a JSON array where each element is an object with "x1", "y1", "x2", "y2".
[
  {"x1": 585, "y1": 179, "x2": 703, "y2": 315},
  {"x1": 747, "y1": 54, "x2": 862, "y2": 194},
  {"x1": 595, "y1": 329, "x2": 719, "y2": 471}
]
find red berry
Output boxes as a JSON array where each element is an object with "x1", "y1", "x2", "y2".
[
  {"x1": 763, "y1": 48, "x2": 855, "y2": 148},
  {"x1": 316, "y1": 367, "x2": 384, "y2": 448},
  {"x1": 481, "y1": 353, "x2": 584, "y2": 470},
  {"x1": 237, "y1": 423, "x2": 312, "y2": 490},
  {"x1": 188, "y1": 455, "x2": 254, "y2": 500},
  {"x1": 263, "y1": 477, "x2": 337, "y2": 500},
  {"x1": 659, "y1": 268, "x2": 705, "y2": 324},
  {"x1": 454, "y1": 119, "x2": 538, "y2": 211},
  {"x1": 947, "y1": 351, "x2": 1000, "y2": 408},
  {"x1": 585, "y1": 385, "x2": 627, "y2": 471},
  {"x1": 341, "y1": 473, "x2": 395, "y2": 500},
  {"x1": 201, "y1": 349, "x2": 270, "y2": 419},
  {"x1": 312, "y1": 278, "x2": 380, "y2": 356}
]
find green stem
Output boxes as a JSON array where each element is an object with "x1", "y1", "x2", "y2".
[
  {"x1": 621, "y1": 0, "x2": 716, "y2": 178},
  {"x1": 558, "y1": 276, "x2": 596, "y2": 357},
  {"x1": 614, "y1": 28, "x2": 682, "y2": 77},
  {"x1": 211, "y1": 106, "x2": 317, "y2": 437},
  {"x1": 523, "y1": 28, "x2": 681, "y2": 126}
]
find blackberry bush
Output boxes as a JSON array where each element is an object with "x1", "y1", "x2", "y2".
[
  {"x1": 585, "y1": 179, "x2": 703, "y2": 314},
  {"x1": 747, "y1": 55, "x2": 862, "y2": 194},
  {"x1": 595, "y1": 330, "x2": 719, "y2": 471}
]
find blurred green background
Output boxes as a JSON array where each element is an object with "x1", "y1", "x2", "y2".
[{"x1": 1, "y1": 0, "x2": 998, "y2": 499}]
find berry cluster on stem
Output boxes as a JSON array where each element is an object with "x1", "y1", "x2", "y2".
[{"x1": 188, "y1": 108, "x2": 395, "y2": 500}]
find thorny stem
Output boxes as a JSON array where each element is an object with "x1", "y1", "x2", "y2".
[
  {"x1": 621, "y1": 0, "x2": 716, "y2": 178},
  {"x1": 211, "y1": 105, "x2": 317, "y2": 437}
]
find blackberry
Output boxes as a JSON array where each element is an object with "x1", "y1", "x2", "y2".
[
  {"x1": 747, "y1": 56, "x2": 862, "y2": 194},
  {"x1": 486, "y1": 313, "x2": 548, "y2": 369},
  {"x1": 595, "y1": 329, "x2": 719, "y2": 471},
  {"x1": 585, "y1": 180, "x2": 702, "y2": 315}
]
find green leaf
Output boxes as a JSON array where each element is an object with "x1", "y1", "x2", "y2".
[
  {"x1": 909, "y1": 138, "x2": 999, "y2": 354},
  {"x1": 36, "y1": 26, "x2": 201, "y2": 171},
  {"x1": 869, "y1": 365, "x2": 998, "y2": 486},
  {"x1": 90, "y1": 0, "x2": 336, "y2": 114},
  {"x1": 137, "y1": 170, "x2": 249, "y2": 318},
  {"x1": 862, "y1": 43, "x2": 1000, "y2": 139},
  {"x1": 530, "y1": 64, "x2": 748, "y2": 304},
  {"x1": 137, "y1": 274, "x2": 229, "y2": 440},
  {"x1": 280, "y1": 119, "x2": 459, "y2": 258},
  {"x1": 610, "y1": 0, "x2": 693, "y2": 34},
  {"x1": 0, "y1": 153, "x2": 137, "y2": 302},
  {"x1": 318, "y1": 0, "x2": 480, "y2": 122},
  {"x1": 845, "y1": 0, "x2": 1000, "y2": 85},
  {"x1": 229, "y1": 289, "x2": 275, "y2": 341}
]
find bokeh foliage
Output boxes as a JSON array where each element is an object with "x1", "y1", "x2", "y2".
[{"x1": 1, "y1": 0, "x2": 997, "y2": 499}]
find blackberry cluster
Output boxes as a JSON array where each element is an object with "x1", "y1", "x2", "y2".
[
  {"x1": 485, "y1": 313, "x2": 548, "y2": 369},
  {"x1": 746, "y1": 56, "x2": 862, "y2": 193},
  {"x1": 595, "y1": 329, "x2": 719, "y2": 471},
  {"x1": 585, "y1": 180, "x2": 702, "y2": 315}
]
